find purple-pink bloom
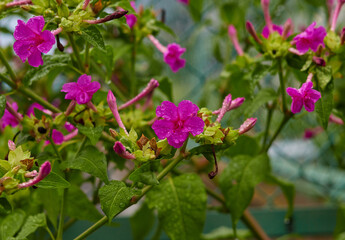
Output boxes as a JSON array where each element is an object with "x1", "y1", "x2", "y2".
[
  {"x1": 64, "y1": 122, "x2": 77, "y2": 132},
  {"x1": 286, "y1": 81, "x2": 321, "y2": 114},
  {"x1": 163, "y1": 43, "x2": 186, "y2": 73},
  {"x1": 52, "y1": 129, "x2": 64, "y2": 145},
  {"x1": 61, "y1": 74, "x2": 101, "y2": 104},
  {"x1": 125, "y1": 14, "x2": 137, "y2": 28},
  {"x1": 293, "y1": 22, "x2": 327, "y2": 54},
  {"x1": 13, "y1": 16, "x2": 55, "y2": 67},
  {"x1": 27, "y1": 102, "x2": 44, "y2": 117},
  {"x1": 239, "y1": 118, "x2": 257, "y2": 134},
  {"x1": 113, "y1": 141, "x2": 135, "y2": 159},
  {"x1": 304, "y1": 126, "x2": 323, "y2": 139},
  {"x1": 0, "y1": 102, "x2": 21, "y2": 129},
  {"x1": 8, "y1": 140, "x2": 16, "y2": 151},
  {"x1": 152, "y1": 100, "x2": 204, "y2": 148},
  {"x1": 18, "y1": 161, "x2": 51, "y2": 189},
  {"x1": 262, "y1": 24, "x2": 284, "y2": 38},
  {"x1": 178, "y1": 0, "x2": 189, "y2": 5}
]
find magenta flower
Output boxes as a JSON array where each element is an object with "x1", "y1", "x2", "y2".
[
  {"x1": 163, "y1": 43, "x2": 186, "y2": 73},
  {"x1": 152, "y1": 100, "x2": 204, "y2": 148},
  {"x1": 52, "y1": 129, "x2": 64, "y2": 145},
  {"x1": 178, "y1": 0, "x2": 189, "y2": 4},
  {"x1": 18, "y1": 161, "x2": 51, "y2": 189},
  {"x1": 125, "y1": 1, "x2": 137, "y2": 28},
  {"x1": 13, "y1": 16, "x2": 55, "y2": 67},
  {"x1": 61, "y1": 74, "x2": 101, "y2": 104},
  {"x1": 293, "y1": 22, "x2": 327, "y2": 54},
  {"x1": 1, "y1": 102, "x2": 22, "y2": 129},
  {"x1": 64, "y1": 122, "x2": 77, "y2": 132},
  {"x1": 228, "y1": 25, "x2": 244, "y2": 56},
  {"x1": 113, "y1": 141, "x2": 135, "y2": 159},
  {"x1": 286, "y1": 81, "x2": 321, "y2": 114},
  {"x1": 262, "y1": 24, "x2": 283, "y2": 38},
  {"x1": 27, "y1": 102, "x2": 44, "y2": 117}
]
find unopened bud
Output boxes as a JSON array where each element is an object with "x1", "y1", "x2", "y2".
[
  {"x1": 329, "y1": 114, "x2": 344, "y2": 125},
  {"x1": 238, "y1": 118, "x2": 257, "y2": 134},
  {"x1": 341, "y1": 27, "x2": 345, "y2": 44},
  {"x1": 8, "y1": 140, "x2": 16, "y2": 151},
  {"x1": 109, "y1": 128, "x2": 118, "y2": 138},
  {"x1": 113, "y1": 141, "x2": 135, "y2": 159},
  {"x1": 312, "y1": 56, "x2": 326, "y2": 66},
  {"x1": 246, "y1": 21, "x2": 262, "y2": 44}
]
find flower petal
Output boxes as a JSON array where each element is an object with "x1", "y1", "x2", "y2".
[
  {"x1": 13, "y1": 20, "x2": 35, "y2": 40},
  {"x1": 183, "y1": 116, "x2": 204, "y2": 136},
  {"x1": 167, "y1": 131, "x2": 189, "y2": 148},
  {"x1": 304, "y1": 98, "x2": 315, "y2": 112},
  {"x1": 152, "y1": 119, "x2": 175, "y2": 139},
  {"x1": 27, "y1": 16, "x2": 45, "y2": 34},
  {"x1": 61, "y1": 82, "x2": 78, "y2": 93},
  {"x1": 286, "y1": 87, "x2": 301, "y2": 98},
  {"x1": 37, "y1": 30, "x2": 55, "y2": 53},
  {"x1": 291, "y1": 98, "x2": 303, "y2": 114},
  {"x1": 13, "y1": 40, "x2": 34, "y2": 62},
  {"x1": 76, "y1": 91, "x2": 92, "y2": 104},
  {"x1": 308, "y1": 89, "x2": 321, "y2": 102},
  {"x1": 77, "y1": 74, "x2": 92, "y2": 87},
  {"x1": 156, "y1": 101, "x2": 178, "y2": 121},
  {"x1": 27, "y1": 49, "x2": 43, "y2": 67},
  {"x1": 178, "y1": 100, "x2": 199, "y2": 121}
]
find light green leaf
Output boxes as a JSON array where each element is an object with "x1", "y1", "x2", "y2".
[
  {"x1": 315, "y1": 66, "x2": 332, "y2": 90},
  {"x1": 315, "y1": 79, "x2": 334, "y2": 129},
  {"x1": 0, "y1": 210, "x2": 26, "y2": 239},
  {"x1": 146, "y1": 174, "x2": 207, "y2": 240},
  {"x1": 266, "y1": 174, "x2": 295, "y2": 219},
  {"x1": 67, "y1": 146, "x2": 109, "y2": 184},
  {"x1": 81, "y1": 26, "x2": 106, "y2": 52},
  {"x1": 129, "y1": 161, "x2": 159, "y2": 186},
  {"x1": 65, "y1": 185, "x2": 103, "y2": 222},
  {"x1": 36, "y1": 171, "x2": 70, "y2": 189},
  {"x1": 0, "y1": 95, "x2": 5, "y2": 119},
  {"x1": 16, "y1": 213, "x2": 46, "y2": 239},
  {"x1": 130, "y1": 203, "x2": 155, "y2": 240},
  {"x1": 219, "y1": 154, "x2": 270, "y2": 227},
  {"x1": 36, "y1": 189, "x2": 60, "y2": 229},
  {"x1": 23, "y1": 55, "x2": 71, "y2": 86},
  {"x1": 77, "y1": 125, "x2": 104, "y2": 145},
  {"x1": 244, "y1": 88, "x2": 277, "y2": 117},
  {"x1": 99, "y1": 180, "x2": 138, "y2": 222},
  {"x1": 158, "y1": 77, "x2": 173, "y2": 101}
]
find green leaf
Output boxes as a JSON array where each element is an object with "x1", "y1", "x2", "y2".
[
  {"x1": 225, "y1": 135, "x2": 259, "y2": 157},
  {"x1": 99, "y1": 180, "x2": 138, "y2": 222},
  {"x1": 129, "y1": 161, "x2": 159, "y2": 186},
  {"x1": 219, "y1": 154, "x2": 270, "y2": 227},
  {"x1": 67, "y1": 146, "x2": 109, "y2": 184},
  {"x1": 189, "y1": 0, "x2": 204, "y2": 22},
  {"x1": 315, "y1": 66, "x2": 332, "y2": 90},
  {"x1": 146, "y1": 174, "x2": 207, "y2": 240},
  {"x1": 0, "y1": 210, "x2": 26, "y2": 239},
  {"x1": 251, "y1": 64, "x2": 271, "y2": 84},
  {"x1": 65, "y1": 185, "x2": 103, "y2": 222},
  {"x1": 0, "y1": 95, "x2": 5, "y2": 119},
  {"x1": 201, "y1": 226, "x2": 251, "y2": 240},
  {"x1": 130, "y1": 203, "x2": 155, "y2": 240},
  {"x1": 315, "y1": 79, "x2": 334, "y2": 129},
  {"x1": 23, "y1": 54, "x2": 71, "y2": 86},
  {"x1": 36, "y1": 171, "x2": 70, "y2": 189},
  {"x1": 36, "y1": 189, "x2": 60, "y2": 229},
  {"x1": 77, "y1": 125, "x2": 104, "y2": 145},
  {"x1": 91, "y1": 45, "x2": 114, "y2": 80},
  {"x1": 266, "y1": 174, "x2": 295, "y2": 219},
  {"x1": 335, "y1": 204, "x2": 345, "y2": 236},
  {"x1": 244, "y1": 88, "x2": 277, "y2": 117},
  {"x1": 0, "y1": 198, "x2": 12, "y2": 215},
  {"x1": 16, "y1": 213, "x2": 46, "y2": 239},
  {"x1": 151, "y1": 20, "x2": 177, "y2": 38},
  {"x1": 158, "y1": 77, "x2": 173, "y2": 101},
  {"x1": 81, "y1": 26, "x2": 106, "y2": 52}
]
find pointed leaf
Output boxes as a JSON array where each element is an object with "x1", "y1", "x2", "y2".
[
  {"x1": 36, "y1": 171, "x2": 70, "y2": 189},
  {"x1": 130, "y1": 203, "x2": 155, "y2": 240},
  {"x1": 315, "y1": 79, "x2": 334, "y2": 129},
  {"x1": 77, "y1": 125, "x2": 104, "y2": 145},
  {"x1": 0, "y1": 95, "x2": 5, "y2": 118},
  {"x1": 16, "y1": 213, "x2": 46, "y2": 239},
  {"x1": 0, "y1": 210, "x2": 26, "y2": 239},
  {"x1": 81, "y1": 26, "x2": 106, "y2": 52},
  {"x1": 146, "y1": 174, "x2": 207, "y2": 240}
]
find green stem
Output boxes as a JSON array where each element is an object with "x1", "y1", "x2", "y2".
[
  {"x1": 45, "y1": 226, "x2": 56, "y2": 240},
  {"x1": 264, "y1": 115, "x2": 291, "y2": 152},
  {"x1": 57, "y1": 189, "x2": 66, "y2": 240},
  {"x1": 74, "y1": 155, "x2": 186, "y2": 240},
  {"x1": 64, "y1": 218, "x2": 77, "y2": 231},
  {"x1": 50, "y1": 137, "x2": 64, "y2": 163},
  {"x1": 0, "y1": 73, "x2": 16, "y2": 89},
  {"x1": 130, "y1": 31, "x2": 137, "y2": 97},
  {"x1": 151, "y1": 221, "x2": 163, "y2": 240},
  {"x1": 85, "y1": 43, "x2": 90, "y2": 73},
  {"x1": 278, "y1": 58, "x2": 287, "y2": 114},
  {"x1": 68, "y1": 33, "x2": 84, "y2": 71},
  {"x1": 75, "y1": 136, "x2": 87, "y2": 157},
  {"x1": 0, "y1": 49, "x2": 16, "y2": 82},
  {"x1": 262, "y1": 104, "x2": 275, "y2": 150}
]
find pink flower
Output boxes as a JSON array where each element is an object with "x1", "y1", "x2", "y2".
[
  {"x1": 304, "y1": 126, "x2": 323, "y2": 139},
  {"x1": 152, "y1": 100, "x2": 204, "y2": 148},
  {"x1": 212, "y1": 97, "x2": 245, "y2": 115},
  {"x1": 52, "y1": 129, "x2": 64, "y2": 145},
  {"x1": 262, "y1": 24, "x2": 283, "y2": 38},
  {"x1": 13, "y1": 16, "x2": 55, "y2": 67},
  {"x1": 64, "y1": 122, "x2": 76, "y2": 132},
  {"x1": 163, "y1": 43, "x2": 186, "y2": 73},
  {"x1": 178, "y1": 0, "x2": 189, "y2": 4},
  {"x1": 113, "y1": 141, "x2": 135, "y2": 159},
  {"x1": 148, "y1": 35, "x2": 186, "y2": 73},
  {"x1": 293, "y1": 22, "x2": 327, "y2": 54},
  {"x1": 61, "y1": 74, "x2": 101, "y2": 104},
  {"x1": 107, "y1": 90, "x2": 128, "y2": 135},
  {"x1": 8, "y1": 140, "x2": 16, "y2": 151},
  {"x1": 286, "y1": 81, "x2": 321, "y2": 114},
  {"x1": 125, "y1": 1, "x2": 137, "y2": 28},
  {"x1": 238, "y1": 118, "x2": 257, "y2": 134},
  {"x1": 27, "y1": 102, "x2": 44, "y2": 117},
  {"x1": 18, "y1": 161, "x2": 51, "y2": 189},
  {"x1": 228, "y1": 25, "x2": 244, "y2": 56},
  {"x1": 0, "y1": 102, "x2": 21, "y2": 129}
]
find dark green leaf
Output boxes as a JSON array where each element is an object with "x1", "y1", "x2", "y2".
[
  {"x1": 81, "y1": 26, "x2": 106, "y2": 52},
  {"x1": 244, "y1": 88, "x2": 277, "y2": 117},
  {"x1": 67, "y1": 146, "x2": 109, "y2": 184},
  {"x1": 251, "y1": 64, "x2": 271, "y2": 84},
  {"x1": 189, "y1": 0, "x2": 204, "y2": 22},
  {"x1": 36, "y1": 171, "x2": 70, "y2": 189},
  {"x1": 219, "y1": 154, "x2": 270, "y2": 226},
  {"x1": 225, "y1": 135, "x2": 259, "y2": 157},
  {"x1": 129, "y1": 161, "x2": 159, "y2": 186},
  {"x1": 77, "y1": 125, "x2": 104, "y2": 145},
  {"x1": 315, "y1": 66, "x2": 332, "y2": 90},
  {"x1": 91, "y1": 45, "x2": 114, "y2": 80},
  {"x1": 0, "y1": 198, "x2": 12, "y2": 215},
  {"x1": 266, "y1": 174, "x2": 295, "y2": 219},
  {"x1": 0, "y1": 210, "x2": 26, "y2": 239},
  {"x1": 23, "y1": 55, "x2": 70, "y2": 86},
  {"x1": 0, "y1": 95, "x2": 6, "y2": 119},
  {"x1": 99, "y1": 180, "x2": 138, "y2": 222},
  {"x1": 335, "y1": 204, "x2": 345, "y2": 236},
  {"x1": 130, "y1": 203, "x2": 155, "y2": 240},
  {"x1": 36, "y1": 189, "x2": 60, "y2": 229},
  {"x1": 65, "y1": 185, "x2": 103, "y2": 222},
  {"x1": 158, "y1": 77, "x2": 173, "y2": 101},
  {"x1": 315, "y1": 79, "x2": 334, "y2": 129},
  {"x1": 16, "y1": 213, "x2": 46, "y2": 239},
  {"x1": 146, "y1": 174, "x2": 207, "y2": 240},
  {"x1": 152, "y1": 20, "x2": 176, "y2": 38}
]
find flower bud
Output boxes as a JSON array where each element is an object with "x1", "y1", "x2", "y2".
[
  {"x1": 246, "y1": 21, "x2": 262, "y2": 44},
  {"x1": 113, "y1": 142, "x2": 135, "y2": 159},
  {"x1": 312, "y1": 56, "x2": 326, "y2": 66},
  {"x1": 8, "y1": 140, "x2": 16, "y2": 151},
  {"x1": 18, "y1": 161, "x2": 51, "y2": 189},
  {"x1": 239, "y1": 118, "x2": 257, "y2": 134},
  {"x1": 329, "y1": 114, "x2": 344, "y2": 125}
]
